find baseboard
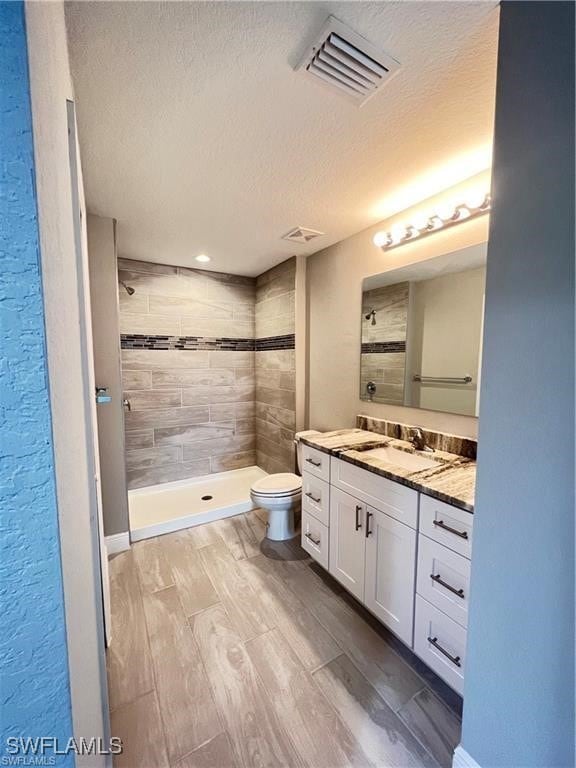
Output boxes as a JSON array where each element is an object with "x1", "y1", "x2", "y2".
[
  {"x1": 105, "y1": 531, "x2": 130, "y2": 556},
  {"x1": 453, "y1": 745, "x2": 482, "y2": 768}
]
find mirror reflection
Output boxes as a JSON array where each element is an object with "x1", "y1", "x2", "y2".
[{"x1": 360, "y1": 243, "x2": 487, "y2": 417}]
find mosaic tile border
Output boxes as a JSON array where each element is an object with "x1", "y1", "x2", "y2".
[
  {"x1": 120, "y1": 333, "x2": 295, "y2": 352},
  {"x1": 361, "y1": 341, "x2": 406, "y2": 354},
  {"x1": 255, "y1": 334, "x2": 294, "y2": 351},
  {"x1": 356, "y1": 415, "x2": 477, "y2": 460}
]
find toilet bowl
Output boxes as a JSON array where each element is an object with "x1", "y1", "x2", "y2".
[{"x1": 250, "y1": 430, "x2": 321, "y2": 541}]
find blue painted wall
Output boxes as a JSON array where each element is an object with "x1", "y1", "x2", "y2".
[
  {"x1": 462, "y1": 2, "x2": 575, "y2": 766},
  {"x1": 0, "y1": 2, "x2": 74, "y2": 763}
]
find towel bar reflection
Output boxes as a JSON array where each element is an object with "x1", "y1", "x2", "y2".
[{"x1": 413, "y1": 374, "x2": 472, "y2": 384}]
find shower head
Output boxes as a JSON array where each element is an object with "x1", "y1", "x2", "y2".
[
  {"x1": 120, "y1": 281, "x2": 135, "y2": 296},
  {"x1": 365, "y1": 309, "x2": 377, "y2": 325}
]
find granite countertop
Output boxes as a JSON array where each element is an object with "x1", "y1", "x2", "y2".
[{"x1": 301, "y1": 429, "x2": 476, "y2": 513}]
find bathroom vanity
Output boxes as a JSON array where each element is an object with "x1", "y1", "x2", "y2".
[{"x1": 299, "y1": 419, "x2": 475, "y2": 696}]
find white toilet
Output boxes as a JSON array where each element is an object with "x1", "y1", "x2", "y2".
[{"x1": 250, "y1": 430, "x2": 320, "y2": 541}]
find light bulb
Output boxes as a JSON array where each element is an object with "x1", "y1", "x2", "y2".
[
  {"x1": 428, "y1": 215, "x2": 444, "y2": 230},
  {"x1": 464, "y1": 190, "x2": 488, "y2": 210},
  {"x1": 412, "y1": 213, "x2": 429, "y2": 231},
  {"x1": 373, "y1": 231, "x2": 389, "y2": 248},
  {"x1": 390, "y1": 224, "x2": 406, "y2": 244},
  {"x1": 195, "y1": 254, "x2": 211, "y2": 263},
  {"x1": 436, "y1": 203, "x2": 458, "y2": 221}
]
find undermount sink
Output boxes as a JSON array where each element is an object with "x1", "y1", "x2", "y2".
[{"x1": 359, "y1": 445, "x2": 440, "y2": 472}]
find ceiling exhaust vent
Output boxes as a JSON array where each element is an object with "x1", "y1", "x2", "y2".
[
  {"x1": 282, "y1": 226, "x2": 325, "y2": 244},
  {"x1": 296, "y1": 16, "x2": 400, "y2": 106}
]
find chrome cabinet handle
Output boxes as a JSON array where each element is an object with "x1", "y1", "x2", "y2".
[
  {"x1": 427, "y1": 636, "x2": 462, "y2": 667},
  {"x1": 365, "y1": 509, "x2": 373, "y2": 538},
  {"x1": 433, "y1": 519, "x2": 468, "y2": 539},
  {"x1": 430, "y1": 573, "x2": 465, "y2": 599},
  {"x1": 306, "y1": 458, "x2": 321, "y2": 467},
  {"x1": 355, "y1": 505, "x2": 362, "y2": 531},
  {"x1": 305, "y1": 532, "x2": 321, "y2": 546},
  {"x1": 123, "y1": 398, "x2": 132, "y2": 411},
  {"x1": 305, "y1": 492, "x2": 321, "y2": 503}
]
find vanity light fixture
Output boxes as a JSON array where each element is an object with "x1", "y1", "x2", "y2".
[
  {"x1": 195, "y1": 254, "x2": 211, "y2": 263},
  {"x1": 373, "y1": 192, "x2": 491, "y2": 251}
]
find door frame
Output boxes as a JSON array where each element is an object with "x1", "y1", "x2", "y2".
[
  {"x1": 25, "y1": 4, "x2": 111, "y2": 762},
  {"x1": 66, "y1": 100, "x2": 112, "y2": 645}
]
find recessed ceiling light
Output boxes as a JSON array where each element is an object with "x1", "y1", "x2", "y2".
[{"x1": 195, "y1": 254, "x2": 211, "y2": 263}]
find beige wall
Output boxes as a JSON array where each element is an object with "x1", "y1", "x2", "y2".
[
  {"x1": 408, "y1": 266, "x2": 485, "y2": 416},
  {"x1": 25, "y1": 1, "x2": 109, "y2": 761},
  {"x1": 255, "y1": 258, "x2": 297, "y2": 473},
  {"x1": 87, "y1": 215, "x2": 129, "y2": 535},
  {"x1": 306, "y1": 171, "x2": 490, "y2": 439},
  {"x1": 117, "y1": 258, "x2": 256, "y2": 488}
]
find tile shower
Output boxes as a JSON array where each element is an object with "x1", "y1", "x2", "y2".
[
  {"x1": 255, "y1": 258, "x2": 297, "y2": 475},
  {"x1": 118, "y1": 256, "x2": 297, "y2": 492},
  {"x1": 118, "y1": 258, "x2": 257, "y2": 490},
  {"x1": 360, "y1": 281, "x2": 409, "y2": 405}
]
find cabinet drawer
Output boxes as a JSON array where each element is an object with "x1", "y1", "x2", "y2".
[
  {"x1": 301, "y1": 473, "x2": 330, "y2": 527},
  {"x1": 301, "y1": 445, "x2": 330, "y2": 482},
  {"x1": 419, "y1": 495, "x2": 473, "y2": 559},
  {"x1": 414, "y1": 595, "x2": 466, "y2": 695},
  {"x1": 417, "y1": 535, "x2": 470, "y2": 629},
  {"x1": 301, "y1": 509, "x2": 329, "y2": 569},
  {"x1": 331, "y1": 457, "x2": 418, "y2": 529}
]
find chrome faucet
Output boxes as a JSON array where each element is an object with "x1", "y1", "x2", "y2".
[{"x1": 409, "y1": 427, "x2": 434, "y2": 452}]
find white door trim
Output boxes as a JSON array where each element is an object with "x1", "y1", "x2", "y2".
[{"x1": 453, "y1": 745, "x2": 482, "y2": 768}]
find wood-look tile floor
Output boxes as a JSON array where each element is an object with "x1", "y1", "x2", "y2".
[{"x1": 108, "y1": 510, "x2": 462, "y2": 768}]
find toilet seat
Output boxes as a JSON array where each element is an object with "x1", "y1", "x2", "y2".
[{"x1": 251, "y1": 473, "x2": 302, "y2": 497}]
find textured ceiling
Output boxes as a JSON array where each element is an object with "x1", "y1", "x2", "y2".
[{"x1": 66, "y1": 1, "x2": 499, "y2": 276}]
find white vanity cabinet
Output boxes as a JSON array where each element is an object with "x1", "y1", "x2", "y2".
[
  {"x1": 327, "y1": 486, "x2": 417, "y2": 645},
  {"x1": 364, "y1": 506, "x2": 417, "y2": 646},
  {"x1": 330, "y1": 454, "x2": 418, "y2": 529},
  {"x1": 330, "y1": 457, "x2": 419, "y2": 645},
  {"x1": 328, "y1": 487, "x2": 367, "y2": 601},
  {"x1": 414, "y1": 498, "x2": 474, "y2": 696},
  {"x1": 300, "y1": 448, "x2": 474, "y2": 696},
  {"x1": 301, "y1": 444, "x2": 330, "y2": 482},
  {"x1": 301, "y1": 509, "x2": 329, "y2": 569}
]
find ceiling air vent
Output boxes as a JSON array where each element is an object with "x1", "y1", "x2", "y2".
[
  {"x1": 282, "y1": 227, "x2": 325, "y2": 244},
  {"x1": 296, "y1": 16, "x2": 400, "y2": 106}
]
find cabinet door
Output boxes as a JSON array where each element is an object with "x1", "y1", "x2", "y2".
[
  {"x1": 329, "y1": 487, "x2": 366, "y2": 601},
  {"x1": 364, "y1": 506, "x2": 416, "y2": 646}
]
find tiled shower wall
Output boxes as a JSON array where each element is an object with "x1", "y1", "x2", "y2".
[
  {"x1": 255, "y1": 258, "x2": 297, "y2": 474},
  {"x1": 117, "y1": 258, "x2": 256, "y2": 489},
  {"x1": 360, "y1": 281, "x2": 409, "y2": 405}
]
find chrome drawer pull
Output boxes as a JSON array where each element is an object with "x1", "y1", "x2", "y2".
[
  {"x1": 305, "y1": 532, "x2": 321, "y2": 546},
  {"x1": 433, "y1": 519, "x2": 469, "y2": 539},
  {"x1": 430, "y1": 573, "x2": 465, "y2": 599},
  {"x1": 305, "y1": 492, "x2": 321, "y2": 503},
  {"x1": 355, "y1": 505, "x2": 362, "y2": 531},
  {"x1": 306, "y1": 458, "x2": 322, "y2": 467},
  {"x1": 427, "y1": 636, "x2": 462, "y2": 667},
  {"x1": 365, "y1": 509, "x2": 373, "y2": 538}
]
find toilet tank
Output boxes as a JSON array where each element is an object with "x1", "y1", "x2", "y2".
[{"x1": 294, "y1": 430, "x2": 321, "y2": 474}]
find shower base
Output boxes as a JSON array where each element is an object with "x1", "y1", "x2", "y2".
[{"x1": 128, "y1": 465, "x2": 267, "y2": 542}]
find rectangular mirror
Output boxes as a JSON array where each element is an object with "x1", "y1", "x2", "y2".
[{"x1": 360, "y1": 243, "x2": 487, "y2": 417}]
